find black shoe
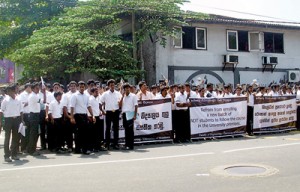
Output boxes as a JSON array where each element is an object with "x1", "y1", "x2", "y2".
[
  {"x1": 4, "y1": 157, "x2": 12, "y2": 163},
  {"x1": 100, "y1": 146, "x2": 108, "y2": 151},
  {"x1": 82, "y1": 150, "x2": 91, "y2": 155},
  {"x1": 30, "y1": 151, "x2": 41, "y2": 156},
  {"x1": 113, "y1": 145, "x2": 120, "y2": 150},
  {"x1": 11, "y1": 156, "x2": 20, "y2": 160},
  {"x1": 123, "y1": 146, "x2": 134, "y2": 150}
]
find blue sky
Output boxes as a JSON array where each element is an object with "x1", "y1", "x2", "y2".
[{"x1": 181, "y1": 0, "x2": 300, "y2": 22}]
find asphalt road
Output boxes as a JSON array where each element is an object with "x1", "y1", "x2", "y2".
[{"x1": 0, "y1": 132, "x2": 300, "y2": 192}]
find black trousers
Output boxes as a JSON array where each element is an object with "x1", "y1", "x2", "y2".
[
  {"x1": 28, "y1": 113, "x2": 40, "y2": 154},
  {"x1": 122, "y1": 113, "x2": 134, "y2": 149},
  {"x1": 39, "y1": 110, "x2": 47, "y2": 149},
  {"x1": 105, "y1": 110, "x2": 120, "y2": 147},
  {"x1": 4, "y1": 116, "x2": 21, "y2": 158},
  {"x1": 20, "y1": 113, "x2": 30, "y2": 152},
  {"x1": 247, "y1": 106, "x2": 254, "y2": 135},
  {"x1": 297, "y1": 106, "x2": 300, "y2": 130},
  {"x1": 63, "y1": 114, "x2": 75, "y2": 149},
  {"x1": 90, "y1": 116, "x2": 104, "y2": 150},
  {"x1": 172, "y1": 110, "x2": 178, "y2": 141},
  {"x1": 74, "y1": 114, "x2": 89, "y2": 153},
  {"x1": 175, "y1": 110, "x2": 190, "y2": 141},
  {"x1": 53, "y1": 118, "x2": 63, "y2": 151},
  {"x1": 47, "y1": 120, "x2": 55, "y2": 151}
]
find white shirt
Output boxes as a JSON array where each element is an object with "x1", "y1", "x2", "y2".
[
  {"x1": 175, "y1": 92, "x2": 188, "y2": 110},
  {"x1": 184, "y1": 90, "x2": 199, "y2": 99},
  {"x1": 155, "y1": 94, "x2": 171, "y2": 99},
  {"x1": 38, "y1": 91, "x2": 47, "y2": 110},
  {"x1": 70, "y1": 91, "x2": 89, "y2": 114},
  {"x1": 205, "y1": 91, "x2": 217, "y2": 98},
  {"x1": 88, "y1": 95, "x2": 100, "y2": 117},
  {"x1": 17, "y1": 90, "x2": 30, "y2": 114},
  {"x1": 84, "y1": 89, "x2": 91, "y2": 97},
  {"x1": 233, "y1": 93, "x2": 245, "y2": 97},
  {"x1": 28, "y1": 92, "x2": 41, "y2": 113},
  {"x1": 100, "y1": 90, "x2": 122, "y2": 111},
  {"x1": 223, "y1": 93, "x2": 234, "y2": 98},
  {"x1": 1, "y1": 95, "x2": 22, "y2": 117},
  {"x1": 48, "y1": 99, "x2": 63, "y2": 118},
  {"x1": 136, "y1": 91, "x2": 155, "y2": 100},
  {"x1": 248, "y1": 93, "x2": 254, "y2": 107},
  {"x1": 121, "y1": 93, "x2": 138, "y2": 112},
  {"x1": 61, "y1": 91, "x2": 77, "y2": 113}
]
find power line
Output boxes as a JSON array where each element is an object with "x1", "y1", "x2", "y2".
[{"x1": 182, "y1": 3, "x2": 299, "y2": 23}]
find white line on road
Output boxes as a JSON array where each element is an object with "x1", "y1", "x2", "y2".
[
  {"x1": 0, "y1": 152, "x2": 215, "y2": 172},
  {"x1": 223, "y1": 142, "x2": 300, "y2": 153}
]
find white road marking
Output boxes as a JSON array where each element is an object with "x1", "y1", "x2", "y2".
[
  {"x1": 223, "y1": 142, "x2": 300, "y2": 153},
  {"x1": 196, "y1": 173, "x2": 210, "y2": 177},
  {"x1": 0, "y1": 152, "x2": 215, "y2": 172}
]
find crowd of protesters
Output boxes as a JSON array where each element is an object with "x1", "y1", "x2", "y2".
[{"x1": 1, "y1": 78, "x2": 300, "y2": 162}]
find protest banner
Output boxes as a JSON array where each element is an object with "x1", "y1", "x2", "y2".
[
  {"x1": 253, "y1": 95, "x2": 297, "y2": 133},
  {"x1": 189, "y1": 97, "x2": 247, "y2": 139},
  {"x1": 118, "y1": 99, "x2": 173, "y2": 144}
]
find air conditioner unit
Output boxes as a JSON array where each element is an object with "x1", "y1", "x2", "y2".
[
  {"x1": 262, "y1": 56, "x2": 278, "y2": 64},
  {"x1": 288, "y1": 70, "x2": 300, "y2": 82},
  {"x1": 224, "y1": 55, "x2": 238, "y2": 63}
]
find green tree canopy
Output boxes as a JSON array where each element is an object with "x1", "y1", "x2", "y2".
[
  {"x1": 0, "y1": 0, "x2": 77, "y2": 57},
  {"x1": 6, "y1": 0, "x2": 207, "y2": 82}
]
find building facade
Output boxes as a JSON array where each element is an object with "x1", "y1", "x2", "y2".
[{"x1": 150, "y1": 16, "x2": 300, "y2": 86}]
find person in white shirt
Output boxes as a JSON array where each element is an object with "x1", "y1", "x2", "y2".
[
  {"x1": 84, "y1": 79, "x2": 95, "y2": 97},
  {"x1": 136, "y1": 81, "x2": 155, "y2": 100},
  {"x1": 222, "y1": 84, "x2": 233, "y2": 98},
  {"x1": 268, "y1": 84, "x2": 280, "y2": 96},
  {"x1": 48, "y1": 92, "x2": 64, "y2": 153},
  {"x1": 61, "y1": 81, "x2": 78, "y2": 152},
  {"x1": 199, "y1": 87, "x2": 206, "y2": 98},
  {"x1": 70, "y1": 81, "x2": 94, "y2": 155},
  {"x1": 246, "y1": 85, "x2": 255, "y2": 136},
  {"x1": 119, "y1": 83, "x2": 138, "y2": 150},
  {"x1": 0, "y1": 84, "x2": 23, "y2": 162},
  {"x1": 205, "y1": 83, "x2": 217, "y2": 98},
  {"x1": 88, "y1": 87, "x2": 104, "y2": 152},
  {"x1": 155, "y1": 86, "x2": 171, "y2": 99},
  {"x1": 174, "y1": 85, "x2": 191, "y2": 143},
  {"x1": 16, "y1": 83, "x2": 31, "y2": 153},
  {"x1": 184, "y1": 83, "x2": 199, "y2": 100},
  {"x1": 100, "y1": 79, "x2": 122, "y2": 150},
  {"x1": 233, "y1": 86, "x2": 245, "y2": 97},
  {"x1": 28, "y1": 82, "x2": 46, "y2": 156}
]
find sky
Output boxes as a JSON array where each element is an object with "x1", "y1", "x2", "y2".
[{"x1": 181, "y1": 0, "x2": 300, "y2": 22}]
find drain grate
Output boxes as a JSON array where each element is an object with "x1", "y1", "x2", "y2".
[
  {"x1": 225, "y1": 166, "x2": 266, "y2": 175},
  {"x1": 211, "y1": 164, "x2": 278, "y2": 178}
]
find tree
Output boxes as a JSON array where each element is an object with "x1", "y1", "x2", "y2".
[
  {"x1": 6, "y1": 0, "x2": 207, "y2": 82},
  {"x1": 0, "y1": 0, "x2": 77, "y2": 58}
]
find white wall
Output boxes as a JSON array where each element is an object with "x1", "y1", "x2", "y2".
[{"x1": 156, "y1": 23, "x2": 300, "y2": 85}]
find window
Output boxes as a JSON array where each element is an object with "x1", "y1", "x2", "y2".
[
  {"x1": 182, "y1": 27, "x2": 196, "y2": 49},
  {"x1": 249, "y1": 32, "x2": 264, "y2": 51},
  {"x1": 173, "y1": 27, "x2": 182, "y2": 48},
  {"x1": 227, "y1": 30, "x2": 249, "y2": 51},
  {"x1": 196, "y1": 28, "x2": 207, "y2": 49},
  {"x1": 173, "y1": 26, "x2": 207, "y2": 50},
  {"x1": 227, "y1": 30, "x2": 238, "y2": 51},
  {"x1": 264, "y1": 32, "x2": 284, "y2": 53}
]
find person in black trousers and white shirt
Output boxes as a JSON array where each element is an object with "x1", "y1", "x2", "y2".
[
  {"x1": 70, "y1": 81, "x2": 95, "y2": 155},
  {"x1": 0, "y1": 84, "x2": 23, "y2": 162},
  {"x1": 48, "y1": 92, "x2": 64, "y2": 153},
  {"x1": 28, "y1": 82, "x2": 46, "y2": 156},
  {"x1": 100, "y1": 79, "x2": 122, "y2": 150},
  {"x1": 119, "y1": 83, "x2": 138, "y2": 150}
]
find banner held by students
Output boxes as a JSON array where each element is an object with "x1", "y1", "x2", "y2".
[
  {"x1": 189, "y1": 97, "x2": 247, "y2": 139},
  {"x1": 118, "y1": 99, "x2": 173, "y2": 143},
  {"x1": 253, "y1": 95, "x2": 297, "y2": 133}
]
